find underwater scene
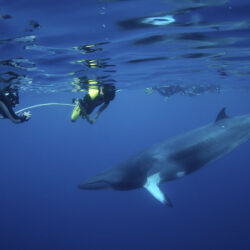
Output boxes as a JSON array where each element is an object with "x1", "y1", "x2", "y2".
[{"x1": 1, "y1": 0, "x2": 250, "y2": 249}]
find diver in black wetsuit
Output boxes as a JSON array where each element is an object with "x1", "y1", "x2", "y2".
[
  {"x1": 71, "y1": 84, "x2": 116, "y2": 124},
  {"x1": 0, "y1": 86, "x2": 31, "y2": 123}
]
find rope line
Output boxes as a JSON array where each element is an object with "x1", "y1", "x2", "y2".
[{"x1": 16, "y1": 103, "x2": 75, "y2": 114}]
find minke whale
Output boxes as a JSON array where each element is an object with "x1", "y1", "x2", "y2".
[{"x1": 78, "y1": 108, "x2": 250, "y2": 206}]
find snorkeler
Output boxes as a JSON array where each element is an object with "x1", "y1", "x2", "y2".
[
  {"x1": 145, "y1": 85, "x2": 185, "y2": 98},
  {"x1": 0, "y1": 86, "x2": 31, "y2": 123},
  {"x1": 154, "y1": 85, "x2": 185, "y2": 98},
  {"x1": 71, "y1": 82, "x2": 116, "y2": 124},
  {"x1": 145, "y1": 84, "x2": 220, "y2": 98}
]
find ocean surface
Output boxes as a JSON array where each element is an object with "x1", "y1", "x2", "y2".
[{"x1": 1, "y1": 0, "x2": 250, "y2": 249}]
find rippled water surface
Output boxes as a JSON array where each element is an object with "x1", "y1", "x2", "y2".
[{"x1": 1, "y1": 0, "x2": 250, "y2": 93}]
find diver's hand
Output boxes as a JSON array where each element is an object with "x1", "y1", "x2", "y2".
[
  {"x1": 23, "y1": 111, "x2": 32, "y2": 120},
  {"x1": 73, "y1": 98, "x2": 80, "y2": 105},
  {"x1": 85, "y1": 115, "x2": 94, "y2": 124},
  {"x1": 93, "y1": 112, "x2": 100, "y2": 122},
  {"x1": 88, "y1": 117, "x2": 94, "y2": 124}
]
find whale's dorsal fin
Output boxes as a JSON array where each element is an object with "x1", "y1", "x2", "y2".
[
  {"x1": 215, "y1": 107, "x2": 228, "y2": 122},
  {"x1": 144, "y1": 173, "x2": 173, "y2": 207}
]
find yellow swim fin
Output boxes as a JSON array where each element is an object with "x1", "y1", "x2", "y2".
[{"x1": 71, "y1": 104, "x2": 81, "y2": 122}]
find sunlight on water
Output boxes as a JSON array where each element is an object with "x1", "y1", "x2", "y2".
[{"x1": 0, "y1": 0, "x2": 250, "y2": 93}]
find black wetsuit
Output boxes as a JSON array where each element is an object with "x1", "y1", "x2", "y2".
[
  {"x1": 0, "y1": 91, "x2": 27, "y2": 123},
  {"x1": 80, "y1": 94, "x2": 109, "y2": 115},
  {"x1": 80, "y1": 85, "x2": 116, "y2": 115}
]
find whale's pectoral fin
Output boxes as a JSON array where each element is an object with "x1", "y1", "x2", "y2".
[{"x1": 143, "y1": 173, "x2": 173, "y2": 207}]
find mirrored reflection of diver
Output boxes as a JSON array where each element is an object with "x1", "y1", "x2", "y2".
[
  {"x1": 71, "y1": 83, "x2": 116, "y2": 124},
  {"x1": 0, "y1": 86, "x2": 31, "y2": 123}
]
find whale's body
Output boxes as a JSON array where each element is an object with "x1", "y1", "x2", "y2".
[{"x1": 78, "y1": 109, "x2": 250, "y2": 206}]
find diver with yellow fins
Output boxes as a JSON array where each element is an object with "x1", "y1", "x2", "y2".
[{"x1": 71, "y1": 79, "x2": 116, "y2": 124}]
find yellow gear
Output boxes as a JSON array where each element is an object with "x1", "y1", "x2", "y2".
[
  {"x1": 71, "y1": 104, "x2": 81, "y2": 122},
  {"x1": 88, "y1": 80, "x2": 99, "y2": 100}
]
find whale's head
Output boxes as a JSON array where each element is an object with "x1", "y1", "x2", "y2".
[
  {"x1": 78, "y1": 168, "x2": 123, "y2": 190},
  {"x1": 77, "y1": 159, "x2": 148, "y2": 190},
  {"x1": 78, "y1": 174, "x2": 110, "y2": 190}
]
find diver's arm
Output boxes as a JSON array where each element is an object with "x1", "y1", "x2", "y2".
[
  {"x1": 84, "y1": 114, "x2": 94, "y2": 124},
  {"x1": 78, "y1": 103, "x2": 92, "y2": 124},
  {"x1": 4, "y1": 109, "x2": 29, "y2": 123},
  {"x1": 83, "y1": 102, "x2": 109, "y2": 124},
  {"x1": 93, "y1": 102, "x2": 109, "y2": 122},
  {"x1": 0, "y1": 98, "x2": 30, "y2": 123},
  {"x1": 79, "y1": 105, "x2": 94, "y2": 124},
  {"x1": 0, "y1": 100, "x2": 28, "y2": 123}
]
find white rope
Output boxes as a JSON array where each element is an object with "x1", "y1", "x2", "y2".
[{"x1": 16, "y1": 102, "x2": 75, "y2": 114}]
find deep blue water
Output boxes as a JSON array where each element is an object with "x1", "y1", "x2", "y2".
[{"x1": 1, "y1": 0, "x2": 250, "y2": 250}]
